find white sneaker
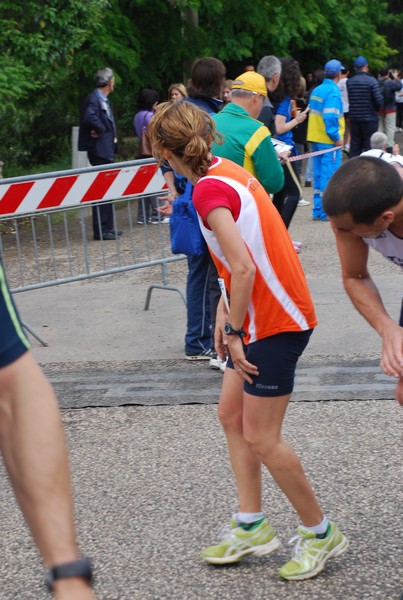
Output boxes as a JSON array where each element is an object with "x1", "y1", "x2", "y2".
[
  {"x1": 186, "y1": 349, "x2": 215, "y2": 361},
  {"x1": 292, "y1": 240, "x2": 302, "y2": 254},
  {"x1": 209, "y1": 352, "x2": 228, "y2": 373},
  {"x1": 209, "y1": 352, "x2": 222, "y2": 370},
  {"x1": 298, "y1": 198, "x2": 310, "y2": 207},
  {"x1": 149, "y1": 216, "x2": 170, "y2": 224}
]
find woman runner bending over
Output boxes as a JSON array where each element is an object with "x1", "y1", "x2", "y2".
[{"x1": 148, "y1": 101, "x2": 348, "y2": 581}]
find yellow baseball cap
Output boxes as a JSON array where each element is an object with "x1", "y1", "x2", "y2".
[{"x1": 231, "y1": 71, "x2": 268, "y2": 97}]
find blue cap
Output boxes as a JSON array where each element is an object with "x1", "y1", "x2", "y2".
[
  {"x1": 354, "y1": 56, "x2": 368, "y2": 69},
  {"x1": 324, "y1": 59, "x2": 344, "y2": 76}
]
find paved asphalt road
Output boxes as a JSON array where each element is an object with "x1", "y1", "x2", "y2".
[
  {"x1": 1, "y1": 163, "x2": 402, "y2": 599},
  {"x1": 0, "y1": 399, "x2": 401, "y2": 600}
]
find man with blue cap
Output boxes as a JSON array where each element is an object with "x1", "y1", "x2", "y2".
[
  {"x1": 307, "y1": 59, "x2": 345, "y2": 221},
  {"x1": 346, "y1": 56, "x2": 384, "y2": 158}
]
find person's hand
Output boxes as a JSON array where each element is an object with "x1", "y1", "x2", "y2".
[
  {"x1": 278, "y1": 150, "x2": 291, "y2": 164},
  {"x1": 224, "y1": 335, "x2": 259, "y2": 384},
  {"x1": 157, "y1": 202, "x2": 173, "y2": 216},
  {"x1": 334, "y1": 138, "x2": 344, "y2": 147},
  {"x1": 89, "y1": 130, "x2": 99, "y2": 138},
  {"x1": 158, "y1": 191, "x2": 177, "y2": 204},
  {"x1": 380, "y1": 322, "x2": 403, "y2": 379},
  {"x1": 296, "y1": 105, "x2": 309, "y2": 124}
]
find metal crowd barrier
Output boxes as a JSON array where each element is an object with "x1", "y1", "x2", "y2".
[{"x1": 0, "y1": 158, "x2": 187, "y2": 342}]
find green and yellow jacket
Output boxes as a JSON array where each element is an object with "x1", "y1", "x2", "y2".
[{"x1": 212, "y1": 103, "x2": 284, "y2": 196}]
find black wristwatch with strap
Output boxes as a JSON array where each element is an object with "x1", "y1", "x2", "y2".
[
  {"x1": 223, "y1": 322, "x2": 246, "y2": 337},
  {"x1": 45, "y1": 557, "x2": 93, "y2": 591}
]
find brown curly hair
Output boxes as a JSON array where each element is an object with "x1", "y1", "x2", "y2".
[
  {"x1": 147, "y1": 101, "x2": 222, "y2": 178},
  {"x1": 273, "y1": 57, "x2": 302, "y2": 102}
]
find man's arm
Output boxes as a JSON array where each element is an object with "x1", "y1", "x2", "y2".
[
  {"x1": 161, "y1": 170, "x2": 178, "y2": 197},
  {"x1": 157, "y1": 170, "x2": 177, "y2": 216},
  {"x1": 323, "y1": 111, "x2": 343, "y2": 145},
  {"x1": 387, "y1": 78, "x2": 403, "y2": 93},
  {"x1": 323, "y1": 92, "x2": 343, "y2": 144},
  {"x1": 249, "y1": 127, "x2": 284, "y2": 195},
  {"x1": 371, "y1": 79, "x2": 384, "y2": 111},
  {"x1": 257, "y1": 104, "x2": 276, "y2": 136},
  {"x1": 81, "y1": 97, "x2": 106, "y2": 135},
  {"x1": 333, "y1": 225, "x2": 403, "y2": 380}
]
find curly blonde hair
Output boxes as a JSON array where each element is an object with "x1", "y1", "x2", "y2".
[{"x1": 148, "y1": 101, "x2": 221, "y2": 178}]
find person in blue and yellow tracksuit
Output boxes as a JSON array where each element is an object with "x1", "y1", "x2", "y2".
[{"x1": 307, "y1": 60, "x2": 345, "y2": 221}]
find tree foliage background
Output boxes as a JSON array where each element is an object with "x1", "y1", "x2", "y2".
[{"x1": 0, "y1": 0, "x2": 402, "y2": 172}]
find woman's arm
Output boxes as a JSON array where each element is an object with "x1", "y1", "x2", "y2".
[
  {"x1": 275, "y1": 106, "x2": 309, "y2": 135},
  {"x1": 206, "y1": 207, "x2": 259, "y2": 381}
]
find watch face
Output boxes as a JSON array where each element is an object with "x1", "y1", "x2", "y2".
[{"x1": 224, "y1": 323, "x2": 231, "y2": 334}]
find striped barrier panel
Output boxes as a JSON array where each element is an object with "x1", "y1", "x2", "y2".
[{"x1": 0, "y1": 158, "x2": 167, "y2": 217}]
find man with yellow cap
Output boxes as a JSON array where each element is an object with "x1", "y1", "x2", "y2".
[{"x1": 212, "y1": 71, "x2": 284, "y2": 196}]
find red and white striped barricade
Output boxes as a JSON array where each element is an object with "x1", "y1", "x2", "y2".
[{"x1": 0, "y1": 158, "x2": 167, "y2": 217}]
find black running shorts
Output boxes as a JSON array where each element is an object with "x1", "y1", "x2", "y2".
[
  {"x1": 227, "y1": 329, "x2": 313, "y2": 397},
  {"x1": 0, "y1": 262, "x2": 30, "y2": 368}
]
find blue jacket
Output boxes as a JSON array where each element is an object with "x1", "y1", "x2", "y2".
[
  {"x1": 346, "y1": 72, "x2": 383, "y2": 122},
  {"x1": 185, "y1": 94, "x2": 223, "y2": 114},
  {"x1": 307, "y1": 78, "x2": 344, "y2": 144},
  {"x1": 78, "y1": 89, "x2": 116, "y2": 161}
]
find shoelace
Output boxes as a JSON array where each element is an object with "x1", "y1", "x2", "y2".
[
  {"x1": 217, "y1": 523, "x2": 234, "y2": 542},
  {"x1": 287, "y1": 533, "x2": 307, "y2": 560}
]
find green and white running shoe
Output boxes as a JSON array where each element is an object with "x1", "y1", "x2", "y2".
[
  {"x1": 278, "y1": 521, "x2": 348, "y2": 580},
  {"x1": 202, "y1": 517, "x2": 281, "y2": 565}
]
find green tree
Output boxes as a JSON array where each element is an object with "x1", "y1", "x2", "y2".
[
  {"x1": 0, "y1": 0, "x2": 107, "y2": 107},
  {"x1": 0, "y1": 0, "x2": 400, "y2": 171},
  {"x1": 0, "y1": 0, "x2": 108, "y2": 166},
  {"x1": 380, "y1": 0, "x2": 403, "y2": 67},
  {"x1": 175, "y1": 0, "x2": 395, "y2": 73}
]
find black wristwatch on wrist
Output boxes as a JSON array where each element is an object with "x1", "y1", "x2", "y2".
[
  {"x1": 223, "y1": 322, "x2": 246, "y2": 337},
  {"x1": 45, "y1": 557, "x2": 93, "y2": 591}
]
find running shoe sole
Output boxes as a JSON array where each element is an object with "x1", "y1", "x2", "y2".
[{"x1": 203, "y1": 536, "x2": 281, "y2": 565}]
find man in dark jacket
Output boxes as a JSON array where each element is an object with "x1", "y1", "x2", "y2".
[
  {"x1": 78, "y1": 67, "x2": 120, "y2": 241},
  {"x1": 346, "y1": 56, "x2": 383, "y2": 158},
  {"x1": 378, "y1": 66, "x2": 402, "y2": 151}
]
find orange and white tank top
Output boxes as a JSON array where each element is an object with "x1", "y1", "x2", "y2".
[{"x1": 193, "y1": 157, "x2": 317, "y2": 343}]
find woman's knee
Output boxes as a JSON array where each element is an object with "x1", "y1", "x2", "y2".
[
  {"x1": 217, "y1": 403, "x2": 243, "y2": 432},
  {"x1": 243, "y1": 426, "x2": 281, "y2": 461}
]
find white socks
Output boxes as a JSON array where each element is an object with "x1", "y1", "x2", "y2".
[
  {"x1": 234, "y1": 512, "x2": 330, "y2": 537},
  {"x1": 235, "y1": 512, "x2": 265, "y2": 525},
  {"x1": 303, "y1": 515, "x2": 329, "y2": 536}
]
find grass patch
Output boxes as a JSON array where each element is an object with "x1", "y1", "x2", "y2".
[{"x1": 3, "y1": 155, "x2": 72, "y2": 179}]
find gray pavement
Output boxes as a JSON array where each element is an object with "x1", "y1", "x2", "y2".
[{"x1": 1, "y1": 184, "x2": 402, "y2": 599}]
